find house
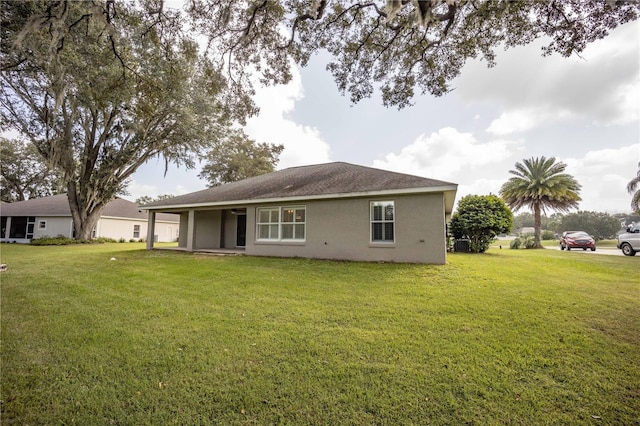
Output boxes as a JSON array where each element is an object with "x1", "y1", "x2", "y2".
[
  {"x1": 143, "y1": 162, "x2": 457, "y2": 264},
  {"x1": 0, "y1": 194, "x2": 180, "y2": 243},
  {"x1": 516, "y1": 227, "x2": 535, "y2": 235}
]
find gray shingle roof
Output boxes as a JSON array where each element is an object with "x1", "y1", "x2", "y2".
[
  {"x1": 0, "y1": 194, "x2": 178, "y2": 222},
  {"x1": 144, "y1": 162, "x2": 457, "y2": 209}
]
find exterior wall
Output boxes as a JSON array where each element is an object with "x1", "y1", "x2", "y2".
[
  {"x1": 178, "y1": 212, "x2": 189, "y2": 248},
  {"x1": 194, "y1": 210, "x2": 222, "y2": 249},
  {"x1": 1, "y1": 215, "x2": 178, "y2": 243},
  {"x1": 1, "y1": 216, "x2": 72, "y2": 243},
  {"x1": 95, "y1": 218, "x2": 179, "y2": 242},
  {"x1": 245, "y1": 193, "x2": 447, "y2": 264},
  {"x1": 33, "y1": 217, "x2": 73, "y2": 239}
]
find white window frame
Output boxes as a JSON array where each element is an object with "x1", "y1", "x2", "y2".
[
  {"x1": 370, "y1": 201, "x2": 395, "y2": 243},
  {"x1": 38, "y1": 220, "x2": 47, "y2": 230},
  {"x1": 256, "y1": 207, "x2": 280, "y2": 241},
  {"x1": 280, "y1": 206, "x2": 306, "y2": 241},
  {"x1": 133, "y1": 224, "x2": 141, "y2": 239},
  {"x1": 256, "y1": 206, "x2": 306, "y2": 242}
]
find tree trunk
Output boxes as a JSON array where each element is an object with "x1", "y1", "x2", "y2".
[
  {"x1": 66, "y1": 183, "x2": 107, "y2": 241},
  {"x1": 533, "y1": 203, "x2": 542, "y2": 248}
]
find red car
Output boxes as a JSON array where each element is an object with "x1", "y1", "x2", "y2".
[{"x1": 560, "y1": 231, "x2": 596, "y2": 251}]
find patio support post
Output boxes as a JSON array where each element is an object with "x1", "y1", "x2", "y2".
[
  {"x1": 186, "y1": 209, "x2": 196, "y2": 251},
  {"x1": 4, "y1": 217, "x2": 11, "y2": 239},
  {"x1": 146, "y1": 211, "x2": 156, "y2": 250}
]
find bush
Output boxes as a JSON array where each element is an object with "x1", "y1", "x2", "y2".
[
  {"x1": 94, "y1": 237, "x2": 117, "y2": 243},
  {"x1": 118, "y1": 238, "x2": 126, "y2": 243},
  {"x1": 31, "y1": 236, "x2": 76, "y2": 246},
  {"x1": 510, "y1": 234, "x2": 536, "y2": 249},
  {"x1": 31, "y1": 236, "x2": 118, "y2": 246},
  {"x1": 449, "y1": 194, "x2": 513, "y2": 253},
  {"x1": 541, "y1": 230, "x2": 555, "y2": 240}
]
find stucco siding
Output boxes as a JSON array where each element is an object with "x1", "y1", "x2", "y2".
[
  {"x1": 178, "y1": 212, "x2": 189, "y2": 248},
  {"x1": 97, "y1": 218, "x2": 178, "y2": 242},
  {"x1": 33, "y1": 217, "x2": 73, "y2": 239},
  {"x1": 194, "y1": 210, "x2": 222, "y2": 249},
  {"x1": 245, "y1": 194, "x2": 447, "y2": 264}
]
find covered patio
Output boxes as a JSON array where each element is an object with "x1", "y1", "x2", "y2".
[{"x1": 145, "y1": 207, "x2": 247, "y2": 252}]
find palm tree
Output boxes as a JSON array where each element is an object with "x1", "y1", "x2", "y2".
[
  {"x1": 627, "y1": 162, "x2": 640, "y2": 214},
  {"x1": 500, "y1": 157, "x2": 581, "y2": 248}
]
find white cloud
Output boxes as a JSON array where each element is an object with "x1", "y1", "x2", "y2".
[
  {"x1": 457, "y1": 20, "x2": 640, "y2": 134},
  {"x1": 244, "y1": 65, "x2": 332, "y2": 169},
  {"x1": 487, "y1": 108, "x2": 573, "y2": 135},
  {"x1": 563, "y1": 144, "x2": 640, "y2": 213},
  {"x1": 372, "y1": 127, "x2": 523, "y2": 182},
  {"x1": 125, "y1": 163, "x2": 203, "y2": 202}
]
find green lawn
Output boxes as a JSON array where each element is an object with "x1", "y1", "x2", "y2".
[{"x1": 1, "y1": 243, "x2": 638, "y2": 425}]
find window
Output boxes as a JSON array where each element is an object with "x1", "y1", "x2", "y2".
[
  {"x1": 256, "y1": 206, "x2": 306, "y2": 242},
  {"x1": 371, "y1": 201, "x2": 394, "y2": 243},
  {"x1": 257, "y1": 208, "x2": 279, "y2": 240},
  {"x1": 133, "y1": 224, "x2": 141, "y2": 238},
  {"x1": 38, "y1": 220, "x2": 47, "y2": 230}
]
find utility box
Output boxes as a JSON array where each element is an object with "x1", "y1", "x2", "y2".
[{"x1": 454, "y1": 239, "x2": 470, "y2": 253}]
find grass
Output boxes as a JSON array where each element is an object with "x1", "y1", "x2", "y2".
[{"x1": 1, "y1": 243, "x2": 638, "y2": 425}]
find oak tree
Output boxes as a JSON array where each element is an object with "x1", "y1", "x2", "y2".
[
  {"x1": 187, "y1": 0, "x2": 639, "y2": 107},
  {"x1": 198, "y1": 130, "x2": 284, "y2": 187},
  {"x1": 0, "y1": 138, "x2": 63, "y2": 202},
  {"x1": 1, "y1": 1, "x2": 243, "y2": 239}
]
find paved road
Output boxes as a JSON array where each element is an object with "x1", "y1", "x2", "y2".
[{"x1": 546, "y1": 246, "x2": 627, "y2": 256}]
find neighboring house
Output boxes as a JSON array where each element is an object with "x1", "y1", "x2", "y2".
[
  {"x1": 0, "y1": 194, "x2": 180, "y2": 243},
  {"x1": 143, "y1": 162, "x2": 457, "y2": 264},
  {"x1": 516, "y1": 227, "x2": 535, "y2": 235}
]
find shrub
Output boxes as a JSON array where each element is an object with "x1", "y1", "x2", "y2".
[
  {"x1": 118, "y1": 238, "x2": 126, "y2": 243},
  {"x1": 450, "y1": 194, "x2": 513, "y2": 253},
  {"x1": 31, "y1": 236, "x2": 76, "y2": 246},
  {"x1": 94, "y1": 237, "x2": 118, "y2": 243},
  {"x1": 31, "y1": 236, "x2": 120, "y2": 245},
  {"x1": 510, "y1": 234, "x2": 536, "y2": 249},
  {"x1": 541, "y1": 230, "x2": 555, "y2": 240}
]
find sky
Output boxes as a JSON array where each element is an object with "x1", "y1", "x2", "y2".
[{"x1": 127, "y1": 17, "x2": 640, "y2": 215}]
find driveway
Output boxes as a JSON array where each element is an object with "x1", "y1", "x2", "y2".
[{"x1": 546, "y1": 246, "x2": 626, "y2": 256}]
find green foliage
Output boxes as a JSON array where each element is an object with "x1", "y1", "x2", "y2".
[
  {"x1": 184, "y1": 1, "x2": 639, "y2": 108},
  {"x1": 30, "y1": 236, "x2": 117, "y2": 245},
  {"x1": 500, "y1": 157, "x2": 581, "y2": 248},
  {"x1": 510, "y1": 234, "x2": 536, "y2": 249},
  {"x1": 1, "y1": 1, "x2": 243, "y2": 240},
  {"x1": 198, "y1": 130, "x2": 284, "y2": 187},
  {"x1": 512, "y1": 212, "x2": 535, "y2": 230},
  {"x1": 135, "y1": 194, "x2": 175, "y2": 206},
  {"x1": 450, "y1": 194, "x2": 513, "y2": 253},
  {"x1": 0, "y1": 138, "x2": 63, "y2": 202},
  {"x1": 628, "y1": 162, "x2": 640, "y2": 213},
  {"x1": 1, "y1": 244, "x2": 638, "y2": 424},
  {"x1": 559, "y1": 211, "x2": 623, "y2": 241},
  {"x1": 541, "y1": 229, "x2": 555, "y2": 240},
  {"x1": 30, "y1": 236, "x2": 78, "y2": 246},
  {"x1": 513, "y1": 212, "x2": 562, "y2": 233}
]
